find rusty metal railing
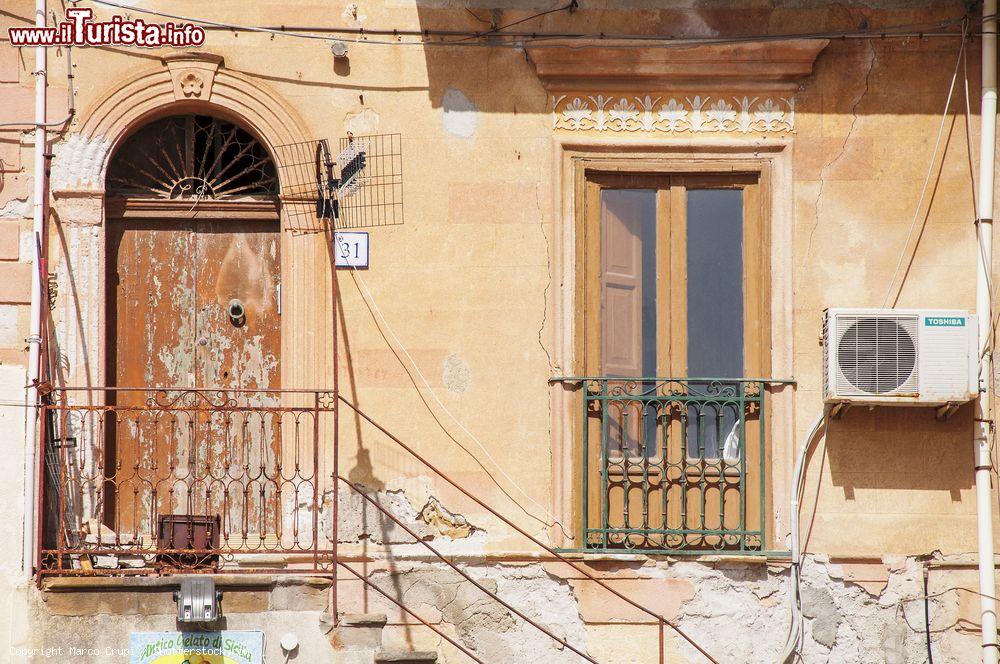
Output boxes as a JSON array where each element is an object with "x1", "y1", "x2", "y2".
[
  {"x1": 38, "y1": 387, "x2": 338, "y2": 576},
  {"x1": 37, "y1": 387, "x2": 719, "y2": 662}
]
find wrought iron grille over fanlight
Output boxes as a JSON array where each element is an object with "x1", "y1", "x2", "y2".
[{"x1": 106, "y1": 115, "x2": 278, "y2": 200}]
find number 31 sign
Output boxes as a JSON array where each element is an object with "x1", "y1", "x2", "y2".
[{"x1": 334, "y1": 231, "x2": 369, "y2": 269}]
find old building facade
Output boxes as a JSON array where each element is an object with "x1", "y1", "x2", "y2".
[{"x1": 1, "y1": 1, "x2": 999, "y2": 662}]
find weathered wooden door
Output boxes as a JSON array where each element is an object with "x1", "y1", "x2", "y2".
[{"x1": 106, "y1": 216, "x2": 281, "y2": 542}]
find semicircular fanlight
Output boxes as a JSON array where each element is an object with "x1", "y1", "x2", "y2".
[
  {"x1": 106, "y1": 114, "x2": 278, "y2": 200},
  {"x1": 837, "y1": 317, "x2": 917, "y2": 394}
]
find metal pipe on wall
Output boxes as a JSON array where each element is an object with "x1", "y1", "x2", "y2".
[
  {"x1": 23, "y1": 0, "x2": 47, "y2": 578},
  {"x1": 975, "y1": 0, "x2": 998, "y2": 661}
]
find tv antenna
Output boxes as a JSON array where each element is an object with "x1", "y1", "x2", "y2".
[{"x1": 276, "y1": 133, "x2": 403, "y2": 231}]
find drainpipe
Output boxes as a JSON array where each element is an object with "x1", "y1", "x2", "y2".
[
  {"x1": 975, "y1": 0, "x2": 998, "y2": 661},
  {"x1": 23, "y1": 0, "x2": 47, "y2": 578}
]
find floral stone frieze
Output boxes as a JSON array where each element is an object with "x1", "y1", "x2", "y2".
[{"x1": 552, "y1": 94, "x2": 796, "y2": 134}]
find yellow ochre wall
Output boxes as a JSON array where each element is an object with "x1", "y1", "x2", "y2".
[{"x1": 0, "y1": 0, "x2": 993, "y2": 574}]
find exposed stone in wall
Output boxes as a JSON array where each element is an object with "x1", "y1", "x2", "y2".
[
  {"x1": 0, "y1": 187, "x2": 30, "y2": 218},
  {"x1": 669, "y1": 555, "x2": 966, "y2": 664},
  {"x1": 371, "y1": 562, "x2": 588, "y2": 663}
]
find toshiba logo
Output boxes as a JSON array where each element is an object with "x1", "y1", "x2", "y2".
[{"x1": 924, "y1": 317, "x2": 965, "y2": 327}]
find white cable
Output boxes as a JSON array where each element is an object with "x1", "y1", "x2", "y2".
[
  {"x1": 778, "y1": 412, "x2": 826, "y2": 664},
  {"x1": 882, "y1": 21, "x2": 967, "y2": 308},
  {"x1": 338, "y1": 249, "x2": 570, "y2": 536}
]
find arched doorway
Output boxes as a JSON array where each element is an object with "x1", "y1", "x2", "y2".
[{"x1": 103, "y1": 113, "x2": 282, "y2": 548}]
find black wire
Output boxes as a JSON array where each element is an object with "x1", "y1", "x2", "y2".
[
  {"x1": 446, "y1": 1, "x2": 577, "y2": 43},
  {"x1": 486, "y1": 1, "x2": 576, "y2": 34},
  {"x1": 83, "y1": 0, "x2": 969, "y2": 48},
  {"x1": 924, "y1": 570, "x2": 934, "y2": 664},
  {"x1": 463, "y1": 8, "x2": 491, "y2": 27}
]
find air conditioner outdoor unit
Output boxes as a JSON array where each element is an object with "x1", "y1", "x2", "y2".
[{"x1": 823, "y1": 308, "x2": 979, "y2": 405}]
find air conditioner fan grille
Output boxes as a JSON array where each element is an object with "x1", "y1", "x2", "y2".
[{"x1": 836, "y1": 316, "x2": 918, "y2": 395}]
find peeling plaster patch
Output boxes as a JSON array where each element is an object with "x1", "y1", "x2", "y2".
[
  {"x1": 442, "y1": 88, "x2": 477, "y2": 138},
  {"x1": 371, "y1": 563, "x2": 588, "y2": 663},
  {"x1": 321, "y1": 483, "x2": 489, "y2": 555},
  {"x1": 669, "y1": 556, "x2": 936, "y2": 663},
  {"x1": 50, "y1": 135, "x2": 112, "y2": 190},
  {"x1": 344, "y1": 108, "x2": 380, "y2": 135},
  {"x1": 418, "y1": 496, "x2": 477, "y2": 538},
  {"x1": 331, "y1": 486, "x2": 433, "y2": 544},
  {"x1": 442, "y1": 352, "x2": 471, "y2": 394},
  {"x1": 802, "y1": 583, "x2": 841, "y2": 648},
  {"x1": 0, "y1": 189, "x2": 30, "y2": 219},
  {"x1": 341, "y1": 3, "x2": 366, "y2": 27}
]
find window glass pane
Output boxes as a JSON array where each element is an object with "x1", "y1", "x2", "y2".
[
  {"x1": 685, "y1": 188, "x2": 743, "y2": 459},
  {"x1": 600, "y1": 189, "x2": 657, "y2": 457}
]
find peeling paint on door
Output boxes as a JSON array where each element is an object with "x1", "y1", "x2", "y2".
[{"x1": 107, "y1": 216, "x2": 281, "y2": 542}]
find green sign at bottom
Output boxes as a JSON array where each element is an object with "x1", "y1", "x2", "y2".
[{"x1": 130, "y1": 631, "x2": 263, "y2": 664}]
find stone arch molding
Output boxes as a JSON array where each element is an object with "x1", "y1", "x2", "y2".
[
  {"x1": 51, "y1": 52, "x2": 311, "y2": 193},
  {"x1": 49, "y1": 53, "x2": 319, "y2": 392}
]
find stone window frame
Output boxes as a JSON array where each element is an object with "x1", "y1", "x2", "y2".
[{"x1": 547, "y1": 137, "x2": 795, "y2": 555}]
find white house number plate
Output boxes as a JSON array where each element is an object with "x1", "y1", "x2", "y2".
[{"x1": 334, "y1": 231, "x2": 369, "y2": 269}]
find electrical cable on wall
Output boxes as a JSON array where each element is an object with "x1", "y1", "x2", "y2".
[
  {"x1": 339, "y1": 251, "x2": 572, "y2": 537},
  {"x1": 0, "y1": 39, "x2": 75, "y2": 130},
  {"x1": 444, "y1": 0, "x2": 578, "y2": 43},
  {"x1": 882, "y1": 16, "x2": 969, "y2": 308},
  {"x1": 81, "y1": 0, "x2": 970, "y2": 49},
  {"x1": 778, "y1": 412, "x2": 828, "y2": 664},
  {"x1": 924, "y1": 568, "x2": 935, "y2": 664}
]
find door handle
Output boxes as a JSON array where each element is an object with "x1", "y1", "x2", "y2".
[{"x1": 228, "y1": 299, "x2": 246, "y2": 327}]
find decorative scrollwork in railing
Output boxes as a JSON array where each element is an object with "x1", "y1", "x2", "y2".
[
  {"x1": 38, "y1": 387, "x2": 336, "y2": 577},
  {"x1": 146, "y1": 389, "x2": 239, "y2": 410},
  {"x1": 571, "y1": 377, "x2": 784, "y2": 555}
]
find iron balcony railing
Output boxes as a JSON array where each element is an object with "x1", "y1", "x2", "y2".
[
  {"x1": 570, "y1": 377, "x2": 787, "y2": 555},
  {"x1": 38, "y1": 387, "x2": 338, "y2": 576},
  {"x1": 36, "y1": 386, "x2": 723, "y2": 662}
]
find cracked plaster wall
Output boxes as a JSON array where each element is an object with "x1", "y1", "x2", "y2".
[
  {"x1": 325, "y1": 553, "x2": 985, "y2": 663},
  {"x1": 312, "y1": 482, "x2": 987, "y2": 663},
  {"x1": 2, "y1": 2, "x2": 995, "y2": 662}
]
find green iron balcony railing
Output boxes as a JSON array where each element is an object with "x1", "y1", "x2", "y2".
[{"x1": 563, "y1": 377, "x2": 789, "y2": 555}]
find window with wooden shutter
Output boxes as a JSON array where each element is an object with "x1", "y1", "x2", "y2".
[{"x1": 577, "y1": 168, "x2": 770, "y2": 553}]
